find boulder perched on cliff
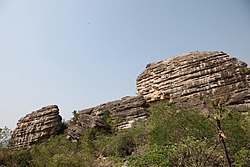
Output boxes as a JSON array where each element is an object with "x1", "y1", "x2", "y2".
[
  {"x1": 136, "y1": 51, "x2": 250, "y2": 110},
  {"x1": 10, "y1": 105, "x2": 62, "y2": 148},
  {"x1": 67, "y1": 96, "x2": 147, "y2": 140}
]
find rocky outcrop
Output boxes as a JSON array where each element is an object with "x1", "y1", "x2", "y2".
[
  {"x1": 67, "y1": 96, "x2": 147, "y2": 140},
  {"x1": 10, "y1": 105, "x2": 62, "y2": 148},
  {"x1": 247, "y1": 67, "x2": 250, "y2": 87},
  {"x1": 67, "y1": 114, "x2": 111, "y2": 140},
  {"x1": 136, "y1": 51, "x2": 250, "y2": 110}
]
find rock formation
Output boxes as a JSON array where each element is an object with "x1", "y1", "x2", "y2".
[
  {"x1": 247, "y1": 67, "x2": 250, "y2": 86},
  {"x1": 10, "y1": 105, "x2": 62, "y2": 148},
  {"x1": 67, "y1": 96, "x2": 147, "y2": 140},
  {"x1": 10, "y1": 51, "x2": 250, "y2": 147},
  {"x1": 136, "y1": 51, "x2": 250, "y2": 110},
  {"x1": 67, "y1": 114, "x2": 111, "y2": 140}
]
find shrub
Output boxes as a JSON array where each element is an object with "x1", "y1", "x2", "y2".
[
  {"x1": 150, "y1": 107, "x2": 217, "y2": 146},
  {"x1": 101, "y1": 130, "x2": 136, "y2": 158},
  {"x1": 3, "y1": 148, "x2": 32, "y2": 167},
  {"x1": 221, "y1": 111, "x2": 250, "y2": 153},
  {"x1": 48, "y1": 153, "x2": 88, "y2": 167},
  {"x1": 232, "y1": 148, "x2": 250, "y2": 167},
  {"x1": 127, "y1": 144, "x2": 176, "y2": 167},
  {"x1": 171, "y1": 136, "x2": 226, "y2": 166}
]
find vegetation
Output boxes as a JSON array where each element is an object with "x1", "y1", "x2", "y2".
[
  {"x1": 70, "y1": 110, "x2": 80, "y2": 125},
  {"x1": 1, "y1": 100, "x2": 250, "y2": 166},
  {"x1": 0, "y1": 126, "x2": 11, "y2": 148}
]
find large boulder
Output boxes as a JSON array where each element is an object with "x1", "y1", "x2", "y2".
[
  {"x1": 10, "y1": 105, "x2": 62, "y2": 148},
  {"x1": 67, "y1": 96, "x2": 147, "y2": 140},
  {"x1": 136, "y1": 51, "x2": 250, "y2": 110}
]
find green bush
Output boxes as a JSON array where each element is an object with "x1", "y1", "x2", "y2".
[
  {"x1": 3, "y1": 148, "x2": 32, "y2": 167},
  {"x1": 221, "y1": 111, "x2": 250, "y2": 153},
  {"x1": 232, "y1": 148, "x2": 250, "y2": 167},
  {"x1": 127, "y1": 144, "x2": 176, "y2": 167},
  {"x1": 48, "y1": 153, "x2": 88, "y2": 167},
  {"x1": 171, "y1": 136, "x2": 226, "y2": 166},
  {"x1": 113, "y1": 132, "x2": 136, "y2": 157},
  {"x1": 150, "y1": 107, "x2": 217, "y2": 146},
  {"x1": 100, "y1": 130, "x2": 136, "y2": 158}
]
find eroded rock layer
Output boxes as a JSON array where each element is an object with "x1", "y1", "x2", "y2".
[
  {"x1": 247, "y1": 67, "x2": 250, "y2": 87},
  {"x1": 136, "y1": 51, "x2": 250, "y2": 110},
  {"x1": 10, "y1": 105, "x2": 62, "y2": 148},
  {"x1": 67, "y1": 96, "x2": 147, "y2": 140}
]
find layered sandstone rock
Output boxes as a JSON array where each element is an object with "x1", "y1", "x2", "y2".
[
  {"x1": 67, "y1": 96, "x2": 147, "y2": 140},
  {"x1": 10, "y1": 105, "x2": 62, "y2": 148},
  {"x1": 67, "y1": 114, "x2": 111, "y2": 140},
  {"x1": 247, "y1": 67, "x2": 250, "y2": 86},
  {"x1": 136, "y1": 51, "x2": 250, "y2": 110}
]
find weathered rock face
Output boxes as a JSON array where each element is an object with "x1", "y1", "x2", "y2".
[
  {"x1": 136, "y1": 51, "x2": 250, "y2": 110},
  {"x1": 67, "y1": 96, "x2": 147, "y2": 140},
  {"x1": 67, "y1": 114, "x2": 111, "y2": 140},
  {"x1": 10, "y1": 105, "x2": 62, "y2": 148},
  {"x1": 247, "y1": 67, "x2": 250, "y2": 87}
]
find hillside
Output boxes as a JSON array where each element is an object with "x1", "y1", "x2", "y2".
[
  {"x1": 1, "y1": 51, "x2": 250, "y2": 166},
  {"x1": 1, "y1": 100, "x2": 250, "y2": 166}
]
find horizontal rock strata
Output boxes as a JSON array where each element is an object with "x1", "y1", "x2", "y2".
[
  {"x1": 10, "y1": 105, "x2": 62, "y2": 148},
  {"x1": 67, "y1": 96, "x2": 147, "y2": 140},
  {"x1": 136, "y1": 51, "x2": 250, "y2": 110},
  {"x1": 67, "y1": 114, "x2": 111, "y2": 140},
  {"x1": 247, "y1": 67, "x2": 250, "y2": 87}
]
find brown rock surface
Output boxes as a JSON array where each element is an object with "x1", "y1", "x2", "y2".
[
  {"x1": 247, "y1": 67, "x2": 250, "y2": 86},
  {"x1": 67, "y1": 114, "x2": 111, "y2": 140},
  {"x1": 10, "y1": 105, "x2": 62, "y2": 148},
  {"x1": 136, "y1": 51, "x2": 250, "y2": 110},
  {"x1": 67, "y1": 96, "x2": 147, "y2": 140}
]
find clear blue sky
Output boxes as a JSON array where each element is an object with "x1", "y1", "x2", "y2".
[{"x1": 0, "y1": 0, "x2": 250, "y2": 129}]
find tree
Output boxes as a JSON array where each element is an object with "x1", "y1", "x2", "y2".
[
  {"x1": 70, "y1": 110, "x2": 79, "y2": 125},
  {"x1": 205, "y1": 87, "x2": 233, "y2": 167},
  {"x1": 0, "y1": 126, "x2": 12, "y2": 148}
]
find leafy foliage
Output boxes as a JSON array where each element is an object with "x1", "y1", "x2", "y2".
[
  {"x1": 70, "y1": 110, "x2": 79, "y2": 125},
  {"x1": 150, "y1": 107, "x2": 217, "y2": 145},
  {"x1": 127, "y1": 144, "x2": 177, "y2": 167},
  {"x1": 0, "y1": 126, "x2": 11, "y2": 148},
  {"x1": 102, "y1": 110, "x2": 122, "y2": 130},
  {"x1": 127, "y1": 101, "x2": 250, "y2": 166}
]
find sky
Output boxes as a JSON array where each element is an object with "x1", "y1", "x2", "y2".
[{"x1": 0, "y1": 0, "x2": 250, "y2": 130}]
